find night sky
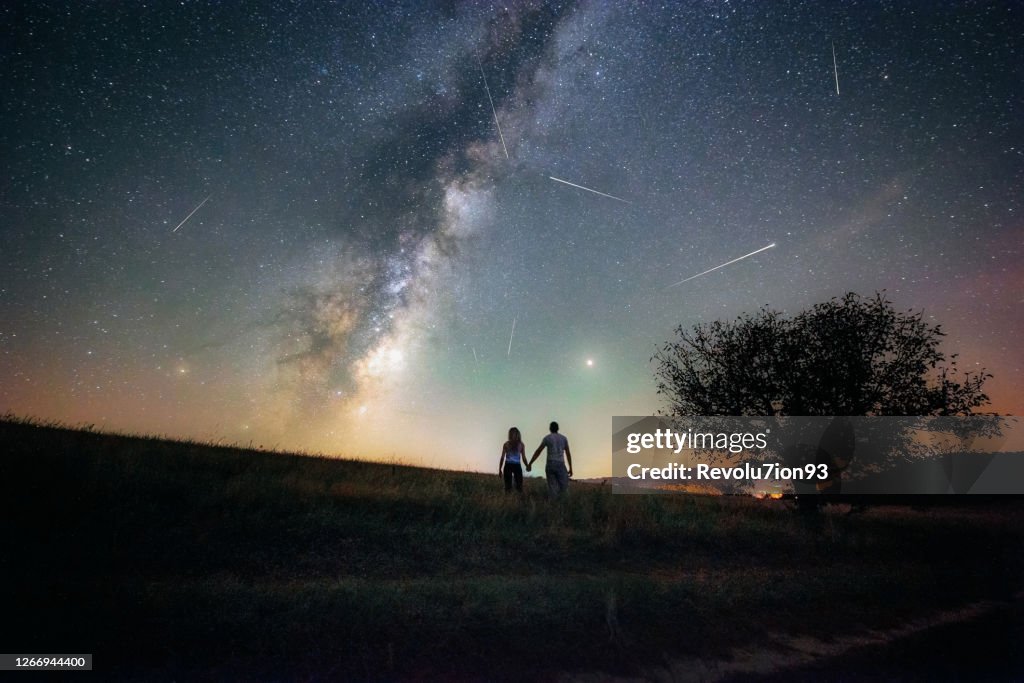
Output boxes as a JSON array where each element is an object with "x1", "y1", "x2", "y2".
[{"x1": 2, "y1": 1, "x2": 1021, "y2": 476}]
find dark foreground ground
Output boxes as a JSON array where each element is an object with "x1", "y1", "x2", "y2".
[
  {"x1": 1, "y1": 418, "x2": 1022, "y2": 681},
  {"x1": 741, "y1": 598, "x2": 1024, "y2": 682}
]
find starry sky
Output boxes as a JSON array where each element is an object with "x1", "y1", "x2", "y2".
[{"x1": 2, "y1": 1, "x2": 1021, "y2": 476}]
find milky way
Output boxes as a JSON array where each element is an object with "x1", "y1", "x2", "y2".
[{"x1": 2, "y1": 2, "x2": 1021, "y2": 473}]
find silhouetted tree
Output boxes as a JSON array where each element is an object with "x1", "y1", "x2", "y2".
[
  {"x1": 653, "y1": 293, "x2": 995, "y2": 500},
  {"x1": 653, "y1": 292, "x2": 990, "y2": 419}
]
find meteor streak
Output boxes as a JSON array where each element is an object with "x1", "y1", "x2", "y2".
[
  {"x1": 668, "y1": 243, "x2": 776, "y2": 287},
  {"x1": 507, "y1": 315, "x2": 517, "y2": 357},
  {"x1": 548, "y1": 176, "x2": 630, "y2": 203},
  {"x1": 171, "y1": 195, "x2": 211, "y2": 233},
  {"x1": 479, "y1": 61, "x2": 509, "y2": 159},
  {"x1": 832, "y1": 41, "x2": 840, "y2": 96}
]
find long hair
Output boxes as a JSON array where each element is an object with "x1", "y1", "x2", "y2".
[{"x1": 507, "y1": 427, "x2": 521, "y2": 444}]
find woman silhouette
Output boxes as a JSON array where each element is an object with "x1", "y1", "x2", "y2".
[{"x1": 498, "y1": 427, "x2": 525, "y2": 493}]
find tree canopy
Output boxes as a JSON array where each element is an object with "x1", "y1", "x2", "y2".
[{"x1": 653, "y1": 292, "x2": 991, "y2": 418}]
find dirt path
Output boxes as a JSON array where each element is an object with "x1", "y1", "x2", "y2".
[{"x1": 563, "y1": 592, "x2": 1024, "y2": 682}]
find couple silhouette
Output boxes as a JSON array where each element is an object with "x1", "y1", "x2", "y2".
[{"x1": 498, "y1": 421, "x2": 573, "y2": 497}]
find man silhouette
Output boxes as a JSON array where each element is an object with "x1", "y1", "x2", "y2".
[{"x1": 527, "y1": 421, "x2": 573, "y2": 497}]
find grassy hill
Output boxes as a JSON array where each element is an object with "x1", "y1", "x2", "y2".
[{"x1": 2, "y1": 417, "x2": 1023, "y2": 680}]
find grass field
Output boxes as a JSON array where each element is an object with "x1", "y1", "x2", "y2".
[{"x1": 2, "y1": 417, "x2": 1022, "y2": 681}]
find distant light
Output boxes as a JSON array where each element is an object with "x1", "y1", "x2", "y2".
[{"x1": 586, "y1": 359, "x2": 594, "y2": 367}]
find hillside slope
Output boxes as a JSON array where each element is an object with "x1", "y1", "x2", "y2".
[{"x1": 2, "y1": 419, "x2": 1022, "y2": 680}]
